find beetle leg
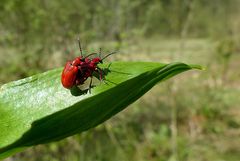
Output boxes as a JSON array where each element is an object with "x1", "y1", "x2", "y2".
[
  {"x1": 88, "y1": 77, "x2": 93, "y2": 94},
  {"x1": 96, "y1": 68, "x2": 109, "y2": 85},
  {"x1": 95, "y1": 68, "x2": 103, "y2": 81},
  {"x1": 97, "y1": 67, "x2": 106, "y2": 79},
  {"x1": 99, "y1": 69, "x2": 103, "y2": 81}
]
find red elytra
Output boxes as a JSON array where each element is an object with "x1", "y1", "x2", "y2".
[
  {"x1": 61, "y1": 61, "x2": 79, "y2": 89},
  {"x1": 61, "y1": 39, "x2": 116, "y2": 89}
]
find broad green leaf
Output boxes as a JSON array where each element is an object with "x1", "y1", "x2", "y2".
[{"x1": 0, "y1": 62, "x2": 201, "y2": 159}]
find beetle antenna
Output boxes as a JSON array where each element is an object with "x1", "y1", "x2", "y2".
[
  {"x1": 84, "y1": 53, "x2": 98, "y2": 58},
  {"x1": 77, "y1": 37, "x2": 83, "y2": 57},
  {"x1": 99, "y1": 48, "x2": 102, "y2": 58},
  {"x1": 101, "y1": 51, "x2": 117, "y2": 60}
]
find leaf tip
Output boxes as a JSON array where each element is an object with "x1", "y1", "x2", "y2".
[{"x1": 189, "y1": 64, "x2": 204, "y2": 70}]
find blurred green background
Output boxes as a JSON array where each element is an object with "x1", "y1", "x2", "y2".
[{"x1": 0, "y1": 0, "x2": 240, "y2": 161}]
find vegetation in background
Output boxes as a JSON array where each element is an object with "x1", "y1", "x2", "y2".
[{"x1": 0, "y1": 0, "x2": 239, "y2": 160}]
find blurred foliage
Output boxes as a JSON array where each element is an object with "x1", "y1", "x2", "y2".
[
  {"x1": 0, "y1": 0, "x2": 239, "y2": 47},
  {"x1": 0, "y1": 0, "x2": 240, "y2": 161}
]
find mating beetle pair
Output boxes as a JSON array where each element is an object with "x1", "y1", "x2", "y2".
[{"x1": 61, "y1": 38, "x2": 115, "y2": 90}]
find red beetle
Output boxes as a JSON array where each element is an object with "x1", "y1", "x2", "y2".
[
  {"x1": 61, "y1": 38, "x2": 116, "y2": 89},
  {"x1": 61, "y1": 38, "x2": 85, "y2": 89}
]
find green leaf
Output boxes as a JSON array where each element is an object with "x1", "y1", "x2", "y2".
[{"x1": 0, "y1": 62, "x2": 201, "y2": 159}]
